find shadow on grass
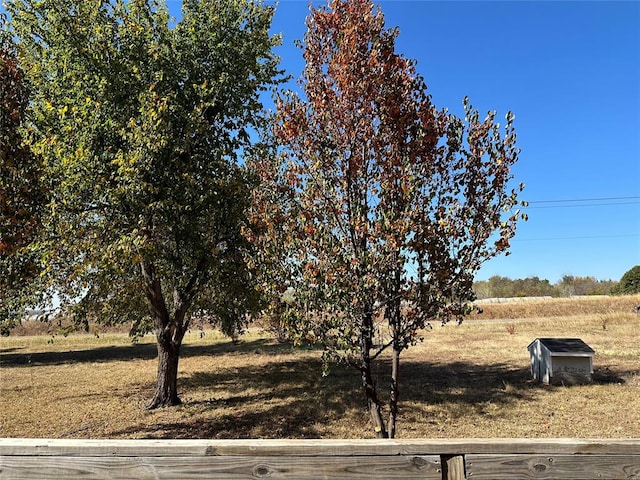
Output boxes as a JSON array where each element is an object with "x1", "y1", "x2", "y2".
[
  {"x1": 115, "y1": 355, "x2": 361, "y2": 439},
  {"x1": 591, "y1": 367, "x2": 630, "y2": 385},
  {"x1": 0, "y1": 338, "x2": 308, "y2": 367},
  {"x1": 3, "y1": 337, "x2": 634, "y2": 439},
  {"x1": 0, "y1": 347, "x2": 24, "y2": 354},
  {"x1": 111, "y1": 355, "x2": 635, "y2": 439},
  {"x1": 398, "y1": 359, "x2": 630, "y2": 405},
  {"x1": 0, "y1": 343, "x2": 156, "y2": 366}
]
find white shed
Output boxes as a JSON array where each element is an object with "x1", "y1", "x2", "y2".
[{"x1": 527, "y1": 338, "x2": 595, "y2": 385}]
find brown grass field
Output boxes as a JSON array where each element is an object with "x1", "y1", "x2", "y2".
[{"x1": 1, "y1": 295, "x2": 639, "y2": 440}]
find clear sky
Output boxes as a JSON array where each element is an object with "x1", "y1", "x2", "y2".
[
  {"x1": 7, "y1": 0, "x2": 640, "y2": 283},
  {"x1": 255, "y1": 0, "x2": 640, "y2": 283}
]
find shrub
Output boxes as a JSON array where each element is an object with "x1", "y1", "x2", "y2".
[{"x1": 613, "y1": 266, "x2": 640, "y2": 295}]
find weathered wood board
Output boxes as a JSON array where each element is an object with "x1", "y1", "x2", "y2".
[
  {"x1": 0, "y1": 455, "x2": 442, "y2": 480},
  {"x1": 466, "y1": 454, "x2": 640, "y2": 480},
  {"x1": 2, "y1": 438, "x2": 639, "y2": 456},
  {"x1": 1, "y1": 438, "x2": 639, "y2": 480}
]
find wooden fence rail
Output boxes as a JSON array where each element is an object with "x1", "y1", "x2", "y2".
[{"x1": 1, "y1": 438, "x2": 639, "y2": 480}]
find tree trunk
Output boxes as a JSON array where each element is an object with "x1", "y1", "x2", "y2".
[
  {"x1": 358, "y1": 307, "x2": 388, "y2": 438},
  {"x1": 388, "y1": 344, "x2": 400, "y2": 438},
  {"x1": 361, "y1": 365, "x2": 388, "y2": 438},
  {"x1": 147, "y1": 332, "x2": 183, "y2": 409},
  {"x1": 360, "y1": 324, "x2": 387, "y2": 436},
  {"x1": 140, "y1": 261, "x2": 197, "y2": 409},
  {"x1": 386, "y1": 258, "x2": 402, "y2": 438},
  {"x1": 141, "y1": 263, "x2": 185, "y2": 410}
]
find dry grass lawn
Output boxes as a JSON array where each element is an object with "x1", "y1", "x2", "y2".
[{"x1": 1, "y1": 295, "x2": 639, "y2": 439}]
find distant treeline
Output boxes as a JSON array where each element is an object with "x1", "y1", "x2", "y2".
[{"x1": 473, "y1": 275, "x2": 618, "y2": 299}]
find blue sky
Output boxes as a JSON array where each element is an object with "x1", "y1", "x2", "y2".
[
  {"x1": 255, "y1": 0, "x2": 640, "y2": 283},
  {"x1": 7, "y1": 0, "x2": 639, "y2": 283}
]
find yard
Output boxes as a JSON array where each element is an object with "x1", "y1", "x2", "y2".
[{"x1": 1, "y1": 295, "x2": 639, "y2": 439}]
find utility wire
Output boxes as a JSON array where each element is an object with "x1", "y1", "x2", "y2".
[
  {"x1": 512, "y1": 233, "x2": 640, "y2": 242},
  {"x1": 526, "y1": 201, "x2": 639, "y2": 209},
  {"x1": 527, "y1": 195, "x2": 640, "y2": 204}
]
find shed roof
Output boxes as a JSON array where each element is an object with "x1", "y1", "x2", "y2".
[{"x1": 528, "y1": 338, "x2": 595, "y2": 354}]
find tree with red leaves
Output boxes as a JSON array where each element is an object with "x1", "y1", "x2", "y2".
[
  {"x1": 0, "y1": 16, "x2": 45, "y2": 334},
  {"x1": 252, "y1": 0, "x2": 526, "y2": 437}
]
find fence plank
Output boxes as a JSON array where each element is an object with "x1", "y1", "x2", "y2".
[
  {"x1": 1, "y1": 438, "x2": 639, "y2": 457},
  {"x1": 441, "y1": 454, "x2": 466, "y2": 480},
  {"x1": 2, "y1": 438, "x2": 640, "y2": 480},
  {"x1": 0, "y1": 455, "x2": 442, "y2": 480},
  {"x1": 466, "y1": 454, "x2": 640, "y2": 480}
]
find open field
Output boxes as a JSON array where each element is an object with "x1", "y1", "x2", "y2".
[{"x1": 1, "y1": 295, "x2": 639, "y2": 439}]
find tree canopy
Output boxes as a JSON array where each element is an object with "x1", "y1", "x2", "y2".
[
  {"x1": 613, "y1": 265, "x2": 640, "y2": 295},
  {"x1": 0, "y1": 15, "x2": 46, "y2": 334},
  {"x1": 6, "y1": 0, "x2": 282, "y2": 407},
  {"x1": 252, "y1": 0, "x2": 525, "y2": 437}
]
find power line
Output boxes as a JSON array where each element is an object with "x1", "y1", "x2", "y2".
[
  {"x1": 527, "y1": 195, "x2": 640, "y2": 204},
  {"x1": 512, "y1": 233, "x2": 640, "y2": 242},
  {"x1": 526, "y1": 201, "x2": 640, "y2": 209}
]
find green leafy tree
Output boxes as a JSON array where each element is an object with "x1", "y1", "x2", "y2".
[
  {"x1": 7, "y1": 0, "x2": 281, "y2": 408},
  {"x1": 512, "y1": 277, "x2": 556, "y2": 297},
  {"x1": 474, "y1": 275, "x2": 619, "y2": 299},
  {"x1": 0, "y1": 15, "x2": 46, "y2": 334},
  {"x1": 613, "y1": 266, "x2": 640, "y2": 295},
  {"x1": 557, "y1": 275, "x2": 617, "y2": 296},
  {"x1": 474, "y1": 275, "x2": 515, "y2": 299},
  {"x1": 253, "y1": 0, "x2": 525, "y2": 437}
]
